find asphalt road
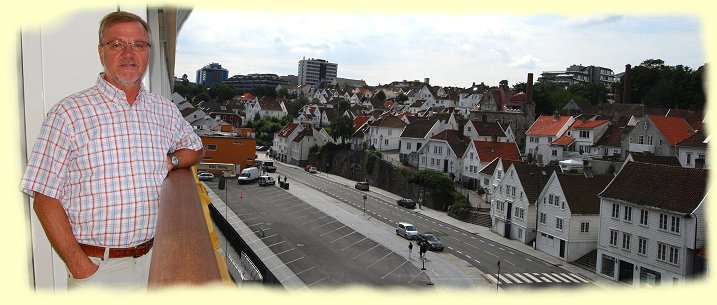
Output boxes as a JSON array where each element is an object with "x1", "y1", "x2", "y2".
[
  {"x1": 205, "y1": 176, "x2": 429, "y2": 288},
  {"x1": 275, "y1": 163, "x2": 596, "y2": 289}
]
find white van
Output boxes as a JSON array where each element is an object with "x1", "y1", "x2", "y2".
[
  {"x1": 258, "y1": 175, "x2": 276, "y2": 186},
  {"x1": 237, "y1": 167, "x2": 260, "y2": 184}
]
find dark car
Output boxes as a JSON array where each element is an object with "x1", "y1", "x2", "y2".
[
  {"x1": 418, "y1": 232, "x2": 444, "y2": 251},
  {"x1": 355, "y1": 181, "x2": 370, "y2": 191},
  {"x1": 397, "y1": 198, "x2": 416, "y2": 209}
]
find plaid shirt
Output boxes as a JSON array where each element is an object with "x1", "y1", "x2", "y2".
[{"x1": 21, "y1": 74, "x2": 203, "y2": 247}]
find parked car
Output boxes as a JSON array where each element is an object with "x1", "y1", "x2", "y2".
[
  {"x1": 197, "y1": 172, "x2": 215, "y2": 182},
  {"x1": 304, "y1": 164, "x2": 313, "y2": 172},
  {"x1": 397, "y1": 198, "x2": 415, "y2": 209},
  {"x1": 418, "y1": 232, "x2": 444, "y2": 251},
  {"x1": 308, "y1": 166, "x2": 317, "y2": 174},
  {"x1": 258, "y1": 175, "x2": 276, "y2": 186},
  {"x1": 355, "y1": 181, "x2": 370, "y2": 191},
  {"x1": 237, "y1": 167, "x2": 260, "y2": 184},
  {"x1": 396, "y1": 222, "x2": 419, "y2": 239},
  {"x1": 262, "y1": 160, "x2": 277, "y2": 173}
]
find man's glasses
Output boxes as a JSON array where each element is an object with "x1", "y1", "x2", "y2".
[{"x1": 100, "y1": 40, "x2": 151, "y2": 51}]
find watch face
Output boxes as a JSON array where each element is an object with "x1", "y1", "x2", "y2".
[{"x1": 172, "y1": 155, "x2": 179, "y2": 167}]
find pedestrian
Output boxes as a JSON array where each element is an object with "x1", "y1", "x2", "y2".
[
  {"x1": 20, "y1": 11, "x2": 203, "y2": 290},
  {"x1": 408, "y1": 241, "x2": 413, "y2": 259}
]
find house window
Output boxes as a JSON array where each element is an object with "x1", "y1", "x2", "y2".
[
  {"x1": 580, "y1": 222, "x2": 590, "y2": 233},
  {"x1": 579, "y1": 130, "x2": 589, "y2": 138},
  {"x1": 384, "y1": 139, "x2": 388, "y2": 146},
  {"x1": 638, "y1": 135, "x2": 644, "y2": 144},
  {"x1": 388, "y1": 130, "x2": 392, "y2": 136},
  {"x1": 647, "y1": 135, "x2": 653, "y2": 145},
  {"x1": 659, "y1": 139, "x2": 663, "y2": 147},
  {"x1": 549, "y1": 194, "x2": 554, "y2": 206},
  {"x1": 484, "y1": 178, "x2": 490, "y2": 186},
  {"x1": 638, "y1": 237, "x2": 647, "y2": 255},
  {"x1": 669, "y1": 246, "x2": 680, "y2": 265},
  {"x1": 554, "y1": 195, "x2": 561, "y2": 207},
  {"x1": 407, "y1": 142, "x2": 412, "y2": 150},
  {"x1": 207, "y1": 144, "x2": 217, "y2": 151},
  {"x1": 670, "y1": 216, "x2": 680, "y2": 234},
  {"x1": 539, "y1": 212, "x2": 546, "y2": 224},
  {"x1": 611, "y1": 203, "x2": 620, "y2": 218},
  {"x1": 556, "y1": 218, "x2": 563, "y2": 230},
  {"x1": 622, "y1": 233, "x2": 631, "y2": 251},
  {"x1": 552, "y1": 150, "x2": 557, "y2": 156},
  {"x1": 470, "y1": 152, "x2": 474, "y2": 160},
  {"x1": 686, "y1": 152, "x2": 692, "y2": 165},
  {"x1": 624, "y1": 206, "x2": 632, "y2": 222},
  {"x1": 518, "y1": 229, "x2": 523, "y2": 239},
  {"x1": 511, "y1": 186, "x2": 516, "y2": 197},
  {"x1": 640, "y1": 210, "x2": 649, "y2": 226},
  {"x1": 659, "y1": 214, "x2": 668, "y2": 230},
  {"x1": 609, "y1": 230, "x2": 618, "y2": 247},
  {"x1": 657, "y1": 243, "x2": 667, "y2": 261}
]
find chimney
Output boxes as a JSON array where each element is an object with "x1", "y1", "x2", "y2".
[
  {"x1": 425, "y1": 78, "x2": 430, "y2": 85},
  {"x1": 623, "y1": 64, "x2": 632, "y2": 104},
  {"x1": 553, "y1": 111, "x2": 560, "y2": 120},
  {"x1": 526, "y1": 73, "x2": 534, "y2": 104}
]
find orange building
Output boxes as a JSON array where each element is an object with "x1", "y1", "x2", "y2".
[{"x1": 200, "y1": 134, "x2": 257, "y2": 174}]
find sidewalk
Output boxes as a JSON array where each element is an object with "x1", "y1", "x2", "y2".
[{"x1": 313, "y1": 167, "x2": 623, "y2": 290}]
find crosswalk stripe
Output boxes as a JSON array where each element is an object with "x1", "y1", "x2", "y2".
[
  {"x1": 564, "y1": 273, "x2": 590, "y2": 283},
  {"x1": 536, "y1": 273, "x2": 553, "y2": 282},
  {"x1": 557, "y1": 273, "x2": 581, "y2": 283},
  {"x1": 484, "y1": 274, "x2": 499, "y2": 284},
  {"x1": 550, "y1": 273, "x2": 573, "y2": 283},
  {"x1": 542, "y1": 273, "x2": 561, "y2": 282},
  {"x1": 513, "y1": 273, "x2": 532, "y2": 283},
  {"x1": 499, "y1": 275, "x2": 512, "y2": 284},
  {"x1": 504, "y1": 274, "x2": 522, "y2": 283},
  {"x1": 523, "y1": 273, "x2": 542, "y2": 283}
]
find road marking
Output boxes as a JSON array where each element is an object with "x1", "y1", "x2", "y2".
[
  {"x1": 270, "y1": 256, "x2": 304, "y2": 271},
  {"x1": 305, "y1": 276, "x2": 329, "y2": 288},
  {"x1": 499, "y1": 275, "x2": 512, "y2": 284},
  {"x1": 310, "y1": 220, "x2": 337, "y2": 230},
  {"x1": 525, "y1": 258, "x2": 532, "y2": 261},
  {"x1": 513, "y1": 273, "x2": 532, "y2": 283},
  {"x1": 265, "y1": 240, "x2": 286, "y2": 247},
  {"x1": 504, "y1": 273, "x2": 522, "y2": 283},
  {"x1": 287, "y1": 205, "x2": 317, "y2": 215},
  {"x1": 561, "y1": 274, "x2": 583, "y2": 283},
  {"x1": 540, "y1": 273, "x2": 558, "y2": 282},
  {"x1": 353, "y1": 244, "x2": 380, "y2": 260},
  {"x1": 340, "y1": 237, "x2": 367, "y2": 251},
  {"x1": 465, "y1": 255, "x2": 471, "y2": 259},
  {"x1": 366, "y1": 250, "x2": 393, "y2": 269},
  {"x1": 474, "y1": 259, "x2": 481, "y2": 264},
  {"x1": 456, "y1": 250, "x2": 463, "y2": 254},
  {"x1": 293, "y1": 266, "x2": 314, "y2": 276},
  {"x1": 319, "y1": 225, "x2": 347, "y2": 237},
  {"x1": 566, "y1": 273, "x2": 590, "y2": 283},
  {"x1": 524, "y1": 273, "x2": 542, "y2": 283},
  {"x1": 329, "y1": 231, "x2": 358, "y2": 243},
  {"x1": 381, "y1": 260, "x2": 410, "y2": 280},
  {"x1": 550, "y1": 273, "x2": 573, "y2": 283},
  {"x1": 483, "y1": 274, "x2": 499, "y2": 284},
  {"x1": 484, "y1": 250, "x2": 499, "y2": 258}
]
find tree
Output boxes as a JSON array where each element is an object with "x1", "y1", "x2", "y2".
[
  {"x1": 250, "y1": 86, "x2": 277, "y2": 99},
  {"x1": 396, "y1": 93, "x2": 409, "y2": 103},
  {"x1": 373, "y1": 90, "x2": 386, "y2": 102},
  {"x1": 329, "y1": 116, "x2": 354, "y2": 144},
  {"x1": 614, "y1": 59, "x2": 705, "y2": 109},
  {"x1": 208, "y1": 83, "x2": 236, "y2": 101},
  {"x1": 287, "y1": 96, "x2": 311, "y2": 117},
  {"x1": 567, "y1": 82, "x2": 610, "y2": 105}
]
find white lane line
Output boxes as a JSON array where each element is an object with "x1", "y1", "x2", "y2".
[
  {"x1": 265, "y1": 240, "x2": 286, "y2": 247},
  {"x1": 305, "y1": 276, "x2": 329, "y2": 288},
  {"x1": 302, "y1": 214, "x2": 332, "y2": 225},
  {"x1": 319, "y1": 225, "x2": 347, "y2": 237},
  {"x1": 513, "y1": 273, "x2": 532, "y2": 283},
  {"x1": 524, "y1": 273, "x2": 542, "y2": 283},
  {"x1": 551, "y1": 273, "x2": 573, "y2": 283},
  {"x1": 310, "y1": 220, "x2": 337, "y2": 231},
  {"x1": 340, "y1": 237, "x2": 367, "y2": 251},
  {"x1": 381, "y1": 260, "x2": 410, "y2": 280},
  {"x1": 504, "y1": 273, "x2": 522, "y2": 283},
  {"x1": 474, "y1": 259, "x2": 481, "y2": 264},
  {"x1": 366, "y1": 250, "x2": 393, "y2": 269},
  {"x1": 293, "y1": 266, "x2": 314, "y2": 276},
  {"x1": 329, "y1": 231, "x2": 358, "y2": 243},
  {"x1": 270, "y1": 256, "x2": 304, "y2": 271},
  {"x1": 353, "y1": 244, "x2": 380, "y2": 260}
]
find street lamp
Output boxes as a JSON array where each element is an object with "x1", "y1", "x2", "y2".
[{"x1": 379, "y1": 134, "x2": 383, "y2": 152}]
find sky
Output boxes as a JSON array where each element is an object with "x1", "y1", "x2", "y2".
[{"x1": 175, "y1": 11, "x2": 705, "y2": 88}]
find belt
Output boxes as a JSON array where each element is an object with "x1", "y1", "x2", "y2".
[{"x1": 79, "y1": 238, "x2": 154, "y2": 259}]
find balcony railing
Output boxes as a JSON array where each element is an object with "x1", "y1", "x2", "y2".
[{"x1": 148, "y1": 168, "x2": 223, "y2": 288}]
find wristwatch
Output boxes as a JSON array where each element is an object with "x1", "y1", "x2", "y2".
[{"x1": 170, "y1": 154, "x2": 179, "y2": 170}]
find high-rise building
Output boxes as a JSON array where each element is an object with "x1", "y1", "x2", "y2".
[
  {"x1": 196, "y1": 62, "x2": 229, "y2": 86},
  {"x1": 223, "y1": 74, "x2": 288, "y2": 95},
  {"x1": 539, "y1": 64, "x2": 615, "y2": 87},
  {"x1": 297, "y1": 58, "x2": 337, "y2": 87}
]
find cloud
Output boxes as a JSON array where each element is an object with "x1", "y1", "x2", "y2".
[
  {"x1": 510, "y1": 54, "x2": 540, "y2": 68},
  {"x1": 562, "y1": 14, "x2": 623, "y2": 28},
  {"x1": 489, "y1": 48, "x2": 510, "y2": 62}
]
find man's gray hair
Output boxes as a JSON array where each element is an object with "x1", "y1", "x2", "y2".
[{"x1": 98, "y1": 11, "x2": 151, "y2": 44}]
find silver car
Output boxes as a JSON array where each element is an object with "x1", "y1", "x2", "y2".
[{"x1": 396, "y1": 222, "x2": 419, "y2": 239}]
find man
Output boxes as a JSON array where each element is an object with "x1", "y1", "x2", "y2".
[{"x1": 20, "y1": 11, "x2": 203, "y2": 289}]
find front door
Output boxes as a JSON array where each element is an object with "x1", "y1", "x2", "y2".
[
  {"x1": 443, "y1": 159, "x2": 448, "y2": 173},
  {"x1": 559, "y1": 239, "x2": 566, "y2": 258},
  {"x1": 619, "y1": 260, "x2": 634, "y2": 285}
]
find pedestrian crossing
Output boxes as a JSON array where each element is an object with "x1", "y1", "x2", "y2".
[{"x1": 483, "y1": 272, "x2": 590, "y2": 286}]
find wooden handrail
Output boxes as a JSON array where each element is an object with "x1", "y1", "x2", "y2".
[{"x1": 148, "y1": 168, "x2": 222, "y2": 288}]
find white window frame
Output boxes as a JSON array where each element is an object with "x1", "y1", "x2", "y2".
[
  {"x1": 659, "y1": 214, "x2": 668, "y2": 231},
  {"x1": 556, "y1": 217, "x2": 564, "y2": 231},
  {"x1": 611, "y1": 203, "x2": 620, "y2": 219},
  {"x1": 622, "y1": 233, "x2": 631, "y2": 251},
  {"x1": 609, "y1": 230, "x2": 618, "y2": 247},
  {"x1": 640, "y1": 209, "x2": 649, "y2": 226},
  {"x1": 580, "y1": 222, "x2": 589, "y2": 233},
  {"x1": 638, "y1": 237, "x2": 647, "y2": 256},
  {"x1": 539, "y1": 212, "x2": 546, "y2": 224},
  {"x1": 670, "y1": 216, "x2": 681, "y2": 234},
  {"x1": 624, "y1": 206, "x2": 632, "y2": 222}
]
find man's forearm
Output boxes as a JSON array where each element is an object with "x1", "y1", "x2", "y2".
[
  {"x1": 168, "y1": 148, "x2": 204, "y2": 171},
  {"x1": 33, "y1": 192, "x2": 98, "y2": 279}
]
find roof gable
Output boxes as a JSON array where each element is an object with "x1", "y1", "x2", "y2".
[
  {"x1": 474, "y1": 140, "x2": 521, "y2": 162},
  {"x1": 599, "y1": 161, "x2": 707, "y2": 214},
  {"x1": 400, "y1": 119, "x2": 438, "y2": 138},
  {"x1": 648, "y1": 115, "x2": 696, "y2": 145},
  {"x1": 556, "y1": 174, "x2": 613, "y2": 215},
  {"x1": 526, "y1": 115, "x2": 573, "y2": 136}
]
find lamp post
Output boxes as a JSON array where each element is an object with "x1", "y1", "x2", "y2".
[
  {"x1": 379, "y1": 134, "x2": 383, "y2": 152},
  {"x1": 496, "y1": 260, "x2": 501, "y2": 291}
]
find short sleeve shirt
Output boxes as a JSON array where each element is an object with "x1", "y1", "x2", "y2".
[{"x1": 20, "y1": 74, "x2": 203, "y2": 247}]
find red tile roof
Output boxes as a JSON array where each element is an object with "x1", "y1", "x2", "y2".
[
  {"x1": 474, "y1": 141, "x2": 521, "y2": 162},
  {"x1": 352, "y1": 116, "x2": 371, "y2": 131},
  {"x1": 277, "y1": 123, "x2": 299, "y2": 138},
  {"x1": 571, "y1": 119, "x2": 608, "y2": 129},
  {"x1": 526, "y1": 115, "x2": 573, "y2": 136},
  {"x1": 552, "y1": 134, "x2": 574, "y2": 146},
  {"x1": 648, "y1": 115, "x2": 696, "y2": 145}
]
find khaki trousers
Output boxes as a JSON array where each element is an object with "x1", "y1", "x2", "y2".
[{"x1": 67, "y1": 247, "x2": 152, "y2": 291}]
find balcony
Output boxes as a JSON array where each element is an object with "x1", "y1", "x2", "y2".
[{"x1": 148, "y1": 168, "x2": 225, "y2": 288}]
